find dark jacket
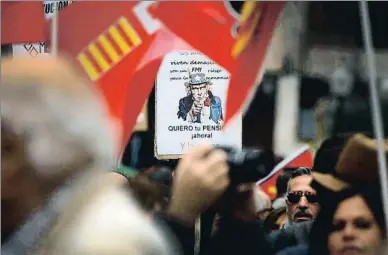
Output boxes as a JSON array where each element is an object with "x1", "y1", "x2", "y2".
[
  {"x1": 177, "y1": 91, "x2": 223, "y2": 124},
  {"x1": 269, "y1": 221, "x2": 313, "y2": 253},
  {"x1": 276, "y1": 244, "x2": 308, "y2": 255},
  {"x1": 158, "y1": 214, "x2": 272, "y2": 255},
  {"x1": 177, "y1": 95, "x2": 196, "y2": 122},
  {"x1": 207, "y1": 217, "x2": 272, "y2": 255}
]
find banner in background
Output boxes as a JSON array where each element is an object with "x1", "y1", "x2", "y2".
[
  {"x1": 11, "y1": 1, "x2": 73, "y2": 57},
  {"x1": 155, "y1": 50, "x2": 242, "y2": 158},
  {"x1": 1, "y1": 1, "x2": 45, "y2": 44}
]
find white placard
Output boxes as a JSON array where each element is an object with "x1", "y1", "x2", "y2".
[
  {"x1": 155, "y1": 50, "x2": 242, "y2": 157},
  {"x1": 12, "y1": 1, "x2": 73, "y2": 57}
]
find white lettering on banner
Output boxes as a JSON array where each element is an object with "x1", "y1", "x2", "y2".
[{"x1": 133, "y1": 1, "x2": 162, "y2": 35}]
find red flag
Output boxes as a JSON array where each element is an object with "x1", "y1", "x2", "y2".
[
  {"x1": 56, "y1": 2, "x2": 158, "y2": 152},
  {"x1": 258, "y1": 146, "x2": 314, "y2": 199},
  {"x1": 228, "y1": 2, "x2": 285, "y2": 124},
  {"x1": 152, "y1": 1, "x2": 285, "y2": 125},
  {"x1": 1, "y1": 1, "x2": 45, "y2": 44},
  {"x1": 151, "y1": 2, "x2": 236, "y2": 74},
  {"x1": 56, "y1": 2, "x2": 191, "y2": 152}
]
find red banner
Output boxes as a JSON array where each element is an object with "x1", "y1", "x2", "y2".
[{"x1": 1, "y1": 2, "x2": 45, "y2": 44}]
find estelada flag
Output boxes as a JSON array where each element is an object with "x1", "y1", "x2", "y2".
[
  {"x1": 257, "y1": 145, "x2": 314, "y2": 199},
  {"x1": 55, "y1": 2, "x2": 192, "y2": 153},
  {"x1": 152, "y1": 1, "x2": 285, "y2": 125},
  {"x1": 1, "y1": 1, "x2": 45, "y2": 44}
]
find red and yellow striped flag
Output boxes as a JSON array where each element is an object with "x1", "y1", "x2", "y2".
[
  {"x1": 56, "y1": 2, "x2": 192, "y2": 152},
  {"x1": 55, "y1": 2, "x2": 162, "y2": 152},
  {"x1": 77, "y1": 16, "x2": 143, "y2": 82}
]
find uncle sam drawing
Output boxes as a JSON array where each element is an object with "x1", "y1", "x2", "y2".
[{"x1": 177, "y1": 72, "x2": 223, "y2": 124}]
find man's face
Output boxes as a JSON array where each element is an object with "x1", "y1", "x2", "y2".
[
  {"x1": 286, "y1": 175, "x2": 320, "y2": 224},
  {"x1": 190, "y1": 83, "x2": 208, "y2": 102}
]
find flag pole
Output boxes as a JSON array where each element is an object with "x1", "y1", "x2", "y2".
[
  {"x1": 51, "y1": 11, "x2": 58, "y2": 56},
  {"x1": 359, "y1": 0, "x2": 388, "y2": 235}
]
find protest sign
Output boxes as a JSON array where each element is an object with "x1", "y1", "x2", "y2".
[
  {"x1": 12, "y1": 1, "x2": 72, "y2": 57},
  {"x1": 155, "y1": 50, "x2": 242, "y2": 158}
]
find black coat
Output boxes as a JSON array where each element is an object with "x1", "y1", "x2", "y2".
[
  {"x1": 269, "y1": 221, "x2": 313, "y2": 254},
  {"x1": 157, "y1": 214, "x2": 272, "y2": 255}
]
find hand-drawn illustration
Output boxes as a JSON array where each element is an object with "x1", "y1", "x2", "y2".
[
  {"x1": 155, "y1": 50, "x2": 241, "y2": 157},
  {"x1": 177, "y1": 72, "x2": 223, "y2": 124}
]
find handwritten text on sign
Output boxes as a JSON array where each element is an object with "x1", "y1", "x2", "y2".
[{"x1": 155, "y1": 50, "x2": 242, "y2": 157}]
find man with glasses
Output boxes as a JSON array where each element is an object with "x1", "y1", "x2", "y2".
[
  {"x1": 285, "y1": 167, "x2": 320, "y2": 228},
  {"x1": 270, "y1": 137, "x2": 347, "y2": 253}
]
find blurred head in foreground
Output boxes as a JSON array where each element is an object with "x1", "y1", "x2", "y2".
[
  {"x1": 1, "y1": 56, "x2": 173, "y2": 255},
  {"x1": 32, "y1": 176, "x2": 174, "y2": 255},
  {"x1": 1, "y1": 56, "x2": 115, "y2": 236}
]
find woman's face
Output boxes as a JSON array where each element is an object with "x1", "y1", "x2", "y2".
[{"x1": 328, "y1": 195, "x2": 383, "y2": 255}]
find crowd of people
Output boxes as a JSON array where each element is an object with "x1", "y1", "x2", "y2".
[{"x1": 2, "y1": 56, "x2": 388, "y2": 255}]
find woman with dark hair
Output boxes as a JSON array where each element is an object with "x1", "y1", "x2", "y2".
[
  {"x1": 278, "y1": 185, "x2": 386, "y2": 255},
  {"x1": 309, "y1": 185, "x2": 386, "y2": 255}
]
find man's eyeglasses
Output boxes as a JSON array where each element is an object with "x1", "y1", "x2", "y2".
[{"x1": 286, "y1": 191, "x2": 318, "y2": 204}]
